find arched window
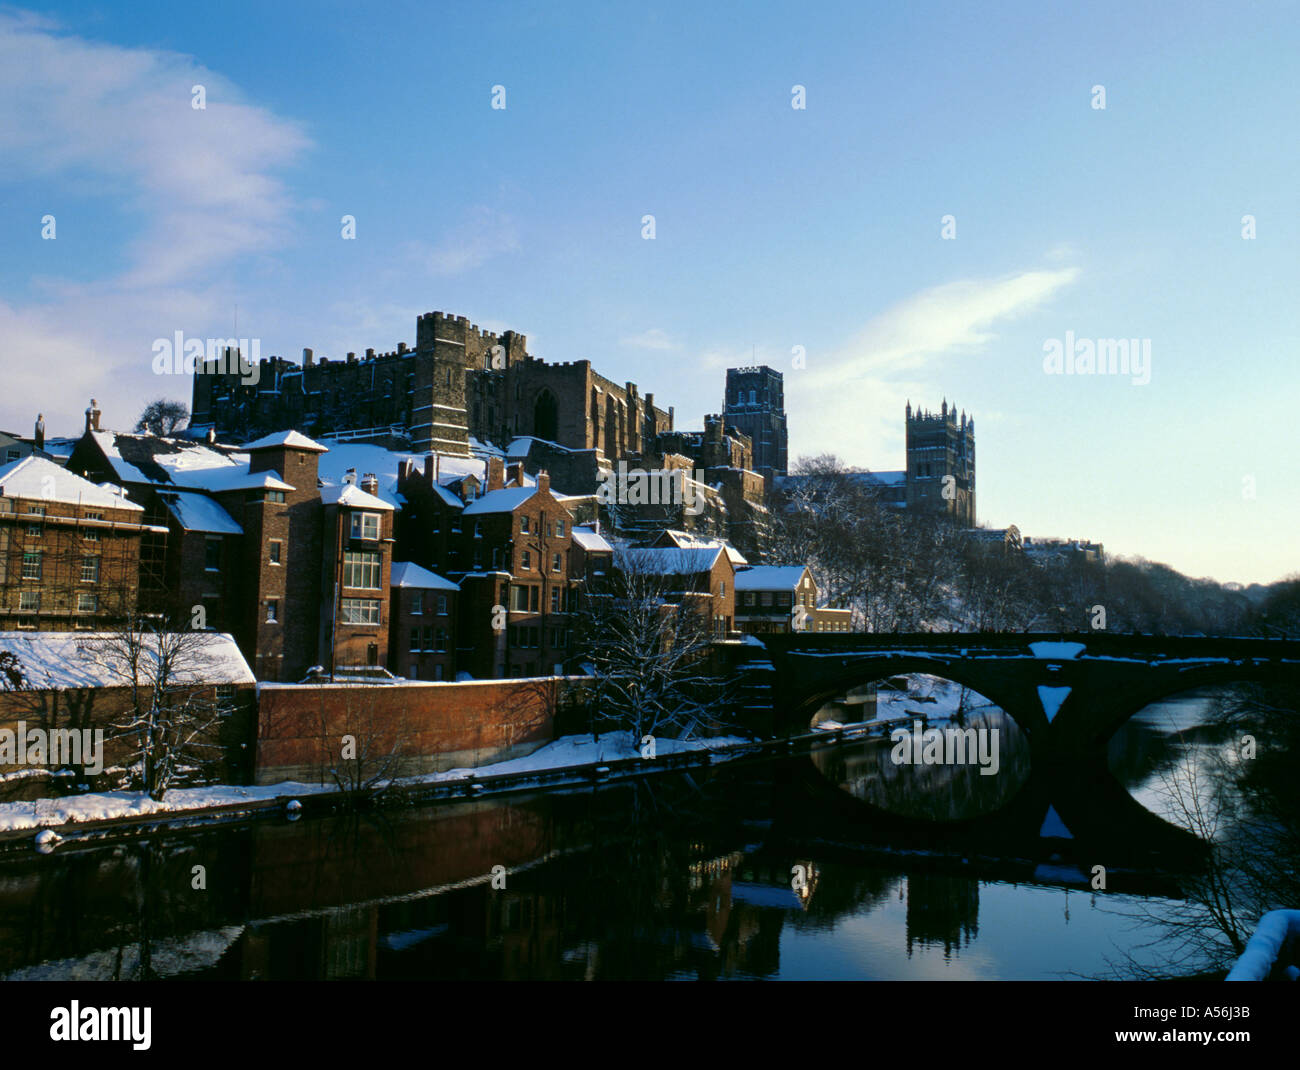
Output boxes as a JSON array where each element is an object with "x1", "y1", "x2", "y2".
[{"x1": 534, "y1": 390, "x2": 559, "y2": 442}]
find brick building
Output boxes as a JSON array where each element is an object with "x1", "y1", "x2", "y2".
[
  {"x1": 0, "y1": 456, "x2": 156, "y2": 630},
  {"x1": 388, "y1": 562, "x2": 458, "y2": 681}
]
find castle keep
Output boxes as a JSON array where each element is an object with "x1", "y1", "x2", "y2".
[{"x1": 191, "y1": 312, "x2": 675, "y2": 460}]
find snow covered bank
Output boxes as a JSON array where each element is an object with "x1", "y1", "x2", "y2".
[{"x1": 0, "y1": 731, "x2": 753, "y2": 836}]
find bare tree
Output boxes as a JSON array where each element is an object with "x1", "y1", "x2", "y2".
[
  {"x1": 571, "y1": 548, "x2": 735, "y2": 743},
  {"x1": 0, "y1": 651, "x2": 25, "y2": 691},
  {"x1": 78, "y1": 612, "x2": 233, "y2": 800},
  {"x1": 316, "y1": 689, "x2": 411, "y2": 801},
  {"x1": 134, "y1": 398, "x2": 190, "y2": 437}
]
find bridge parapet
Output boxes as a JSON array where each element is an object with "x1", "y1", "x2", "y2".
[{"x1": 732, "y1": 632, "x2": 1300, "y2": 758}]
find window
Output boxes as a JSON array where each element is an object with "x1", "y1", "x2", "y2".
[
  {"x1": 5, "y1": 449, "x2": 19, "y2": 462},
  {"x1": 552, "y1": 553, "x2": 562, "y2": 572},
  {"x1": 410, "y1": 664, "x2": 419, "y2": 680},
  {"x1": 436, "y1": 629, "x2": 448, "y2": 653},
  {"x1": 749, "y1": 390, "x2": 757, "y2": 404},
  {"x1": 744, "y1": 592, "x2": 755, "y2": 606},
  {"x1": 83, "y1": 528, "x2": 100, "y2": 542},
  {"x1": 77, "y1": 591, "x2": 97, "y2": 613},
  {"x1": 340, "y1": 598, "x2": 381, "y2": 625},
  {"x1": 269, "y1": 540, "x2": 282, "y2": 565},
  {"x1": 21, "y1": 551, "x2": 40, "y2": 581},
  {"x1": 26, "y1": 506, "x2": 44, "y2": 537},
  {"x1": 720, "y1": 581, "x2": 725, "y2": 597},
  {"x1": 551, "y1": 588, "x2": 561, "y2": 613},
  {"x1": 19, "y1": 591, "x2": 39, "y2": 613},
  {"x1": 422, "y1": 626, "x2": 434, "y2": 651},
  {"x1": 779, "y1": 592, "x2": 792, "y2": 607},
  {"x1": 761, "y1": 591, "x2": 773, "y2": 606},
  {"x1": 437, "y1": 595, "x2": 448, "y2": 615},
  {"x1": 266, "y1": 599, "x2": 279, "y2": 622},
  {"x1": 205, "y1": 538, "x2": 221, "y2": 571},
  {"x1": 350, "y1": 512, "x2": 380, "y2": 540},
  {"x1": 510, "y1": 585, "x2": 529, "y2": 612},
  {"x1": 80, "y1": 555, "x2": 100, "y2": 583},
  {"x1": 556, "y1": 519, "x2": 565, "y2": 537},
  {"x1": 530, "y1": 586, "x2": 540, "y2": 612},
  {"x1": 520, "y1": 515, "x2": 530, "y2": 533},
  {"x1": 434, "y1": 664, "x2": 444, "y2": 681},
  {"x1": 216, "y1": 684, "x2": 237, "y2": 704},
  {"x1": 520, "y1": 550, "x2": 531, "y2": 571},
  {"x1": 410, "y1": 628, "x2": 421, "y2": 653},
  {"x1": 265, "y1": 490, "x2": 286, "y2": 503},
  {"x1": 411, "y1": 595, "x2": 422, "y2": 616},
  {"x1": 343, "y1": 549, "x2": 381, "y2": 589}
]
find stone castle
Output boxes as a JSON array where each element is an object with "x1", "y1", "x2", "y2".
[{"x1": 191, "y1": 311, "x2": 676, "y2": 461}]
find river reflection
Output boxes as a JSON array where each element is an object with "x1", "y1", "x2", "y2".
[{"x1": 0, "y1": 687, "x2": 1284, "y2": 980}]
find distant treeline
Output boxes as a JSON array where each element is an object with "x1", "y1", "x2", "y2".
[{"x1": 770, "y1": 455, "x2": 1298, "y2": 637}]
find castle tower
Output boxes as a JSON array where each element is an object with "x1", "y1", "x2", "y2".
[
  {"x1": 723, "y1": 366, "x2": 788, "y2": 481},
  {"x1": 905, "y1": 400, "x2": 975, "y2": 526}
]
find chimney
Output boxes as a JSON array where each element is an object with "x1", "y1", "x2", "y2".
[
  {"x1": 536, "y1": 470, "x2": 550, "y2": 495},
  {"x1": 33, "y1": 414, "x2": 45, "y2": 451},
  {"x1": 303, "y1": 347, "x2": 314, "y2": 367},
  {"x1": 360, "y1": 472, "x2": 378, "y2": 496},
  {"x1": 506, "y1": 461, "x2": 525, "y2": 487},
  {"x1": 347, "y1": 351, "x2": 357, "y2": 363},
  {"x1": 84, "y1": 399, "x2": 101, "y2": 433},
  {"x1": 398, "y1": 459, "x2": 413, "y2": 483},
  {"x1": 365, "y1": 348, "x2": 375, "y2": 359},
  {"x1": 344, "y1": 467, "x2": 356, "y2": 486},
  {"x1": 486, "y1": 457, "x2": 506, "y2": 492}
]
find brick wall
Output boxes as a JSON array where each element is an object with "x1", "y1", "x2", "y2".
[{"x1": 254, "y1": 676, "x2": 568, "y2": 785}]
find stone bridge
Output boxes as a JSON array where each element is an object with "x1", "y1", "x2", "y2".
[{"x1": 734, "y1": 632, "x2": 1300, "y2": 759}]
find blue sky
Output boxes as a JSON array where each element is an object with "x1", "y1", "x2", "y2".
[{"x1": 2, "y1": 1, "x2": 1296, "y2": 584}]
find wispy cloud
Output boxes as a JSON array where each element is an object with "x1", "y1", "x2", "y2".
[
  {"x1": 619, "y1": 327, "x2": 677, "y2": 351},
  {"x1": 787, "y1": 266, "x2": 1079, "y2": 464},
  {"x1": 0, "y1": 10, "x2": 311, "y2": 431},
  {"x1": 407, "y1": 207, "x2": 520, "y2": 277}
]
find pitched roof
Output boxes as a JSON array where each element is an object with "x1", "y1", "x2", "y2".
[
  {"x1": 0, "y1": 456, "x2": 144, "y2": 512},
  {"x1": 621, "y1": 546, "x2": 725, "y2": 575},
  {"x1": 160, "y1": 491, "x2": 243, "y2": 535},
  {"x1": 241, "y1": 430, "x2": 329, "y2": 452},
  {"x1": 734, "y1": 565, "x2": 809, "y2": 591},
  {"x1": 390, "y1": 562, "x2": 459, "y2": 591},
  {"x1": 657, "y1": 529, "x2": 748, "y2": 566},
  {"x1": 87, "y1": 430, "x2": 294, "y2": 493},
  {"x1": 462, "y1": 486, "x2": 537, "y2": 515},
  {"x1": 0, "y1": 631, "x2": 255, "y2": 690},
  {"x1": 571, "y1": 525, "x2": 613, "y2": 552},
  {"x1": 319, "y1": 483, "x2": 393, "y2": 510}
]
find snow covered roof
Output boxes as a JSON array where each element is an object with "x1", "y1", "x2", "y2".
[
  {"x1": 319, "y1": 483, "x2": 393, "y2": 510},
  {"x1": 431, "y1": 482, "x2": 465, "y2": 510},
  {"x1": 571, "y1": 526, "x2": 613, "y2": 552},
  {"x1": 621, "y1": 546, "x2": 724, "y2": 575},
  {"x1": 86, "y1": 431, "x2": 294, "y2": 493},
  {"x1": 316, "y1": 444, "x2": 487, "y2": 509},
  {"x1": 0, "y1": 456, "x2": 144, "y2": 512},
  {"x1": 863, "y1": 470, "x2": 905, "y2": 487},
  {"x1": 463, "y1": 486, "x2": 537, "y2": 515},
  {"x1": 241, "y1": 430, "x2": 329, "y2": 452},
  {"x1": 390, "y1": 562, "x2": 459, "y2": 591},
  {"x1": 0, "y1": 631, "x2": 255, "y2": 691},
  {"x1": 160, "y1": 491, "x2": 243, "y2": 535},
  {"x1": 735, "y1": 565, "x2": 809, "y2": 591},
  {"x1": 657, "y1": 529, "x2": 748, "y2": 566}
]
